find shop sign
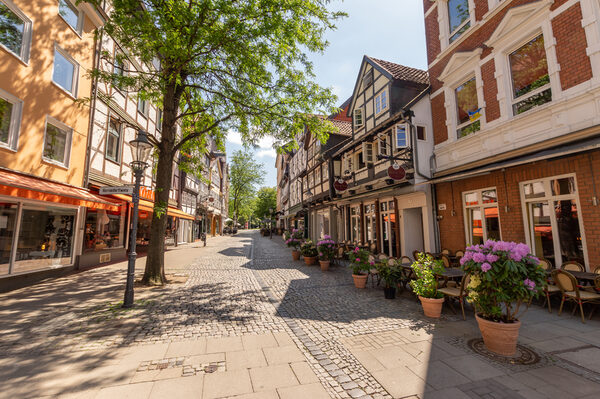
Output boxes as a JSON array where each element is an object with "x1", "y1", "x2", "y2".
[
  {"x1": 100, "y1": 186, "x2": 134, "y2": 195},
  {"x1": 334, "y1": 179, "x2": 348, "y2": 192},
  {"x1": 387, "y1": 164, "x2": 406, "y2": 181},
  {"x1": 139, "y1": 187, "x2": 155, "y2": 202}
]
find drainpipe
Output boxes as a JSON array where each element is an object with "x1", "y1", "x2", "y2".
[{"x1": 429, "y1": 153, "x2": 441, "y2": 252}]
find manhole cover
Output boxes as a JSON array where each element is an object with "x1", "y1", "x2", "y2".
[
  {"x1": 204, "y1": 365, "x2": 218, "y2": 373},
  {"x1": 467, "y1": 338, "x2": 541, "y2": 365}
]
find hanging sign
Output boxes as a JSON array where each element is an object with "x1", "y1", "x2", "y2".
[
  {"x1": 100, "y1": 186, "x2": 134, "y2": 195},
  {"x1": 334, "y1": 179, "x2": 348, "y2": 192},
  {"x1": 387, "y1": 163, "x2": 406, "y2": 181}
]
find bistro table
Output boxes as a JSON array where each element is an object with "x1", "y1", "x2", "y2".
[
  {"x1": 437, "y1": 268, "x2": 464, "y2": 288},
  {"x1": 547, "y1": 269, "x2": 598, "y2": 285}
]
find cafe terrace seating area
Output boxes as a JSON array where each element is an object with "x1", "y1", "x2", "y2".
[{"x1": 333, "y1": 242, "x2": 600, "y2": 323}]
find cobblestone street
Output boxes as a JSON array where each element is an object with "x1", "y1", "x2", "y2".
[{"x1": 2, "y1": 230, "x2": 600, "y2": 399}]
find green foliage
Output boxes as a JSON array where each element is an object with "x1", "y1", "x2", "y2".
[
  {"x1": 253, "y1": 187, "x2": 277, "y2": 220},
  {"x1": 376, "y1": 260, "x2": 403, "y2": 289},
  {"x1": 285, "y1": 229, "x2": 303, "y2": 249},
  {"x1": 409, "y1": 254, "x2": 444, "y2": 299},
  {"x1": 300, "y1": 240, "x2": 318, "y2": 257},
  {"x1": 346, "y1": 246, "x2": 372, "y2": 276},
  {"x1": 316, "y1": 236, "x2": 336, "y2": 261},
  {"x1": 229, "y1": 149, "x2": 264, "y2": 221}
]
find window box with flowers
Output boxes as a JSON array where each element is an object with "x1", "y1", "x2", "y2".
[{"x1": 461, "y1": 240, "x2": 546, "y2": 356}]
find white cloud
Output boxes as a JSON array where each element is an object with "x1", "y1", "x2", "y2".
[
  {"x1": 256, "y1": 148, "x2": 277, "y2": 158},
  {"x1": 226, "y1": 129, "x2": 243, "y2": 145},
  {"x1": 257, "y1": 136, "x2": 276, "y2": 149}
]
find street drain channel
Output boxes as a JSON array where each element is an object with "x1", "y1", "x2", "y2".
[{"x1": 467, "y1": 338, "x2": 541, "y2": 365}]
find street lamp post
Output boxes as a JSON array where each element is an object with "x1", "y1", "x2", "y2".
[
  {"x1": 123, "y1": 129, "x2": 153, "y2": 308},
  {"x1": 268, "y1": 208, "x2": 273, "y2": 239}
]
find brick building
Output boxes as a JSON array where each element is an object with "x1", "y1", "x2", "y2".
[{"x1": 423, "y1": 0, "x2": 600, "y2": 269}]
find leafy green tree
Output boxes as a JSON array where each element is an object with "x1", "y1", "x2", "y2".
[
  {"x1": 84, "y1": 0, "x2": 343, "y2": 284},
  {"x1": 253, "y1": 187, "x2": 277, "y2": 221},
  {"x1": 229, "y1": 150, "x2": 264, "y2": 226}
]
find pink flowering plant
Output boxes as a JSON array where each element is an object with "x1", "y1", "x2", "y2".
[
  {"x1": 460, "y1": 240, "x2": 546, "y2": 323},
  {"x1": 317, "y1": 235, "x2": 336, "y2": 261},
  {"x1": 285, "y1": 229, "x2": 303, "y2": 250},
  {"x1": 346, "y1": 246, "x2": 371, "y2": 275}
]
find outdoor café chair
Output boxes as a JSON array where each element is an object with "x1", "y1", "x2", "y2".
[
  {"x1": 593, "y1": 266, "x2": 600, "y2": 274},
  {"x1": 454, "y1": 250, "x2": 465, "y2": 258},
  {"x1": 561, "y1": 261, "x2": 585, "y2": 272},
  {"x1": 438, "y1": 273, "x2": 471, "y2": 320},
  {"x1": 369, "y1": 242, "x2": 377, "y2": 253},
  {"x1": 539, "y1": 259, "x2": 561, "y2": 313},
  {"x1": 412, "y1": 250, "x2": 421, "y2": 260},
  {"x1": 553, "y1": 270, "x2": 600, "y2": 323},
  {"x1": 440, "y1": 254, "x2": 452, "y2": 268},
  {"x1": 400, "y1": 255, "x2": 412, "y2": 265},
  {"x1": 377, "y1": 253, "x2": 388, "y2": 261},
  {"x1": 441, "y1": 248, "x2": 451, "y2": 255}
]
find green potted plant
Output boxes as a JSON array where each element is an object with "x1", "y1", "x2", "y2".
[
  {"x1": 377, "y1": 260, "x2": 403, "y2": 299},
  {"x1": 300, "y1": 239, "x2": 318, "y2": 265},
  {"x1": 347, "y1": 246, "x2": 371, "y2": 288},
  {"x1": 285, "y1": 229, "x2": 303, "y2": 260},
  {"x1": 461, "y1": 240, "x2": 545, "y2": 356},
  {"x1": 410, "y1": 254, "x2": 445, "y2": 318},
  {"x1": 317, "y1": 235, "x2": 336, "y2": 271}
]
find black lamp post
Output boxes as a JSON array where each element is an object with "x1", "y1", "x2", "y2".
[{"x1": 123, "y1": 129, "x2": 152, "y2": 308}]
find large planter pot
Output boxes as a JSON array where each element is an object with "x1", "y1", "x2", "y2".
[
  {"x1": 384, "y1": 287, "x2": 396, "y2": 299},
  {"x1": 352, "y1": 274, "x2": 368, "y2": 289},
  {"x1": 476, "y1": 314, "x2": 522, "y2": 356},
  {"x1": 319, "y1": 260, "x2": 330, "y2": 271},
  {"x1": 291, "y1": 250, "x2": 301, "y2": 261},
  {"x1": 304, "y1": 256, "x2": 317, "y2": 265},
  {"x1": 418, "y1": 296, "x2": 444, "y2": 318}
]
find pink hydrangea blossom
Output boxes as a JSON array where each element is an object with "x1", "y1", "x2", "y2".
[{"x1": 481, "y1": 262, "x2": 492, "y2": 272}]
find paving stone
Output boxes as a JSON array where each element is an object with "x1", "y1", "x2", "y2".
[
  {"x1": 203, "y1": 369, "x2": 253, "y2": 399},
  {"x1": 278, "y1": 382, "x2": 331, "y2": 399},
  {"x1": 262, "y1": 345, "x2": 305, "y2": 365},
  {"x1": 249, "y1": 364, "x2": 299, "y2": 391},
  {"x1": 290, "y1": 361, "x2": 320, "y2": 384}
]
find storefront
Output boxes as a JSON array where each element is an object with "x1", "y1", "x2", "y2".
[{"x1": 0, "y1": 170, "x2": 120, "y2": 278}]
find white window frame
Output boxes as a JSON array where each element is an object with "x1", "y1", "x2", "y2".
[
  {"x1": 454, "y1": 76, "x2": 481, "y2": 139},
  {"x1": 105, "y1": 117, "x2": 122, "y2": 163},
  {"x1": 519, "y1": 173, "x2": 588, "y2": 269},
  {"x1": 507, "y1": 33, "x2": 552, "y2": 117},
  {"x1": 52, "y1": 45, "x2": 79, "y2": 97},
  {"x1": 462, "y1": 187, "x2": 502, "y2": 245},
  {"x1": 374, "y1": 90, "x2": 388, "y2": 116},
  {"x1": 42, "y1": 116, "x2": 73, "y2": 168},
  {"x1": 137, "y1": 97, "x2": 148, "y2": 117},
  {"x1": 447, "y1": 0, "x2": 471, "y2": 43},
  {"x1": 354, "y1": 150, "x2": 366, "y2": 171},
  {"x1": 362, "y1": 142, "x2": 374, "y2": 164},
  {"x1": 438, "y1": 0, "x2": 476, "y2": 51},
  {"x1": 0, "y1": 88, "x2": 23, "y2": 151},
  {"x1": 57, "y1": 0, "x2": 83, "y2": 35},
  {"x1": 353, "y1": 108, "x2": 363, "y2": 127},
  {"x1": 378, "y1": 134, "x2": 389, "y2": 156},
  {"x1": 393, "y1": 124, "x2": 410, "y2": 150},
  {"x1": 0, "y1": 0, "x2": 32, "y2": 63}
]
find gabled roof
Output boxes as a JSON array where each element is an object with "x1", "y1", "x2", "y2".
[
  {"x1": 329, "y1": 119, "x2": 352, "y2": 137},
  {"x1": 368, "y1": 57, "x2": 429, "y2": 85}
]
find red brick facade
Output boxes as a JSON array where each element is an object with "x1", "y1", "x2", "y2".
[
  {"x1": 431, "y1": 92, "x2": 447, "y2": 145},
  {"x1": 474, "y1": 0, "x2": 489, "y2": 21},
  {"x1": 481, "y1": 59, "x2": 500, "y2": 123},
  {"x1": 551, "y1": 3, "x2": 593, "y2": 90},
  {"x1": 435, "y1": 151, "x2": 600, "y2": 268},
  {"x1": 425, "y1": 6, "x2": 441, "y2": 64}
]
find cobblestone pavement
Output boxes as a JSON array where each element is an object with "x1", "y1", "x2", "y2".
[{"x1": 2, "y1": 231, "x2": 600, "y2": 398}]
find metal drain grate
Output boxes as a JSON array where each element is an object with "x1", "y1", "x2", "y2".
[{"x1": 467, "y1": 338, "x2": 541, "y2": 365}]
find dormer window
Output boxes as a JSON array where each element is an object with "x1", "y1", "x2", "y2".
[
  {"x1": 455, "y1": 77, "x2": 480, "y2": 138},
  {"x1": 353, "y1": 108, "x2": 363, "y2": 127},
  {"x1": 375, "y1": 91, "x2": 388, "y2": 115},
  {"x1": 448, "y1": 0, "x2": 470, "y2": 43}
]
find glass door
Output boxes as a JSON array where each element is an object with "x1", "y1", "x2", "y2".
[{"x1": 379, "y1": 200, "x2": 397, "y2": 257}]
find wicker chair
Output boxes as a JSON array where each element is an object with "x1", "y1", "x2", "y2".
[
  {"x1": 553, "y1": 270, "x2": 600, "y2": 323},
  {"x1": 561, "y1": 261, "x2": 585, "y2": 272},
  {"x1": 454, "y1": 250, "x2": 465, "y2": 258},
  {"x1": 440, "y1": 254, "x2": 452, "y2": 268},
  {"x1": 369, "y1": 242, "x2": 377, "y2": 253},
  {"x1": 593, "y1": 266, "x2": 600, "y2": 275},
  {"x1": 400, "y1": 255, "x2": 412, "y2": 265},
  {"x1": 412, "y1": 250, "x2": 421, "y2": 260},
  {"x1": 441, "y1": 248, "x2": 451, "y2": 255},
  {"x1": 368, "y1": 254, "x2": 379, "y2": 288},
  {"x1": 438, "y1": 273, "x2": 471, "y2": 320},
  {"x1": 539, "y1": 258, "x2": 561, "y2": 313}
]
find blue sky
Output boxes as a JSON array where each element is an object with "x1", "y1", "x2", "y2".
[{"x1": 226, "y1": 0, "x2": 428, "y2": 188}]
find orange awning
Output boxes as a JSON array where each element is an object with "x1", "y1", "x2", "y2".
[
  {"x1": 112, "y1": 194, "x2": 196, "y2": 220},
  {"x1": 0, "y1": 169, "x2": 121, "y2": 211}
]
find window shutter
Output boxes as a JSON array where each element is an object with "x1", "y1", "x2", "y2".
[
  {"x1": 353, "y1": 109, "x2": 363, "y2": 127},
  {"x1": 363, "y1": 142, "x2": 373, "y2": 164}
]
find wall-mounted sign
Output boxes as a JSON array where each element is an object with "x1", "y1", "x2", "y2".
[
  {"x1": 100, "y1": 186, "x2": 134, "y2": 195},
  {"x1": 139, "y1": 187, "x2": 155, "y2": 202},
  {"x1": 334, "y1": 179, "x2": 348, "y2": 192},
  {"x1": 438, "y1": 203, "x2": 447, "y2": 211},
  {"x1": 387, "y1": 164, "x2": 406, "y2": 181}
]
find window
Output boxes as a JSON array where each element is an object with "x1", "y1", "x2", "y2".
[
  {"x1": 364, "y1": 203, "x2": 377, "y2": 243},
  {"x1": 43, "y1": 118, "x2": 72, "y2": 166},
  {"x1": 362, "y1": 142, "x2": 373, "y2": 164},
  {"x1": 378, "y1": 134, "x2": 389, "y2": 156},
  {"x1": 448, "y1": 0, "x2": 470, "y2": 43},
  {"x1": 137, "y1": 97, "x2": 148, "y2": 116},
  {"x1": 0, "y1": 1, "x2": 31, "y2": 62},
  {"x1": 322, "y1": 162, "x2": 328, "y2": 180},
  {"x1": 0, "y1": 89, "x2": 22, "y2": 150},
  {"x1": 509, "y1": 34, "x2": 551, "y2": 115},
  {"x1": 375, "y1": 90, "x2": 388, "y2": 115},
  {"x1": 394, "y1": 124, "x2": 409, "y2": 149},
  {"x1": 315, "y1": 166, "x2": 321, "y2": 184},
  {"x1": 521, "y1": 175, "x2": 585, "y2": 268},
  {"x1": 353, "y1": 108, "x2": 363, "y2": 127},
  {"x1": 156, "y1": 108, "x2": 162, "y2": 131},
  {"x1": 362, "y1": 70, "x2": 373, "y2": 88},
  {"x1": 106, "y1": 118, "x2": 121, "y2": 162},
  {"x1": 417, "y1": 126, "x2": 426, "y2": 141},
  {"x1": 350, "y1": 206, "x2": 361, "y2": 243},
  {"x1": 463, "y1": 188, "x2": 501, "y2": 245},
  {"x1": 58, "y1": 0, "x2": 81, "y2": 33},
  {"x1": 113, "y1": 56, "x2": 126, "y2": 91},
  {"x1": 355, "y1": 151, "x2": 366, "y2": 169},
  {"x1": 455, "y1": 77, "x2": 480, "y2": 139},
  {"x1": 53, "y1": 47, "x2": 78, "y2": 96}
]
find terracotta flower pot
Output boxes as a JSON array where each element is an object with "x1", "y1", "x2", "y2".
[
  {"x1": 352, "y1": 274, "x2": 368, "y2": 289},
  {"x1": 419, "y1": 296, "x2": 444, "y2": 318},
  {"x1": 476, "y1": 314, "x2": 521, "y2": 356},
  {"x1": 304, "y1": 256, "x2": 317, "y2": 265},
  {"x1": 291, "y1": 250, "x2": 300, "y2": 261},
  {"x1": 319, "y1": 260, "x2": 330, "y2": 271}
]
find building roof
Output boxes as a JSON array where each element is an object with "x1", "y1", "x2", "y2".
[
  {"x1": 368, "y1": 57, "x2": 429, "y2": 85},
  {"x1": 329, "y1": 119, "x2": 352, "y2": 137}
]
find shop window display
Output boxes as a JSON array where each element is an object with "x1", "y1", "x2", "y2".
[
  {"x1": 13, "y1": 206, "x2": 76, "y2": 273},
  {"x1": 84, "y1": 209, "x2": 122, "y2": 251},
  {"x1": 0, "y1": 202, "x2": 18, "y2": 275}
]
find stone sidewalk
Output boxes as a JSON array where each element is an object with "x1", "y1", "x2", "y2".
[{"x1": 2, "y1": 231, "x2": 600, "y2": 398}]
